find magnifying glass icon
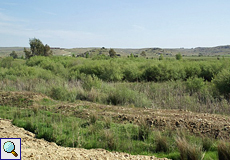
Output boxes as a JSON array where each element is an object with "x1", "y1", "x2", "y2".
[{"x1": 3, "y1": 141, "x2": 18, "y2": 157}]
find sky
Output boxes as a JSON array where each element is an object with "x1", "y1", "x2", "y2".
[{"x1": 0, "y1": 0, "x2": 230, "y2": 48}]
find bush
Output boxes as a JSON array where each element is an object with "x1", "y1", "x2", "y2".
[
  {"x1": 1, "y1": 57, "x2": 14, "y2": 68},
  {"x1": 175, "y1": 53, "x2": 182, "y2": 60},
  {"x1": 123, "y1": 64, "x2": 141, "y2": 82},
  {"x1": 106, "y1": 85, "x2": 151, "y2": 107},
  {"x1": 213, "y1": 69, "x2": 230, "y2": 98},
  {"x1": 49, "y1": 86, "x2": 69, "y2": 101},
  {"x1": 185, "y1": 77, "x2": 205, "y2": 94},
  {"x1": 79, "y1": 74, "x2": 102, "y2": 91},
  {"x1": 100, "y1": 62, "x2": 123, "y2": 81}
]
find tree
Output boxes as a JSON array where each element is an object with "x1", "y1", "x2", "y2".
[
  {"x1": 159, "y1": 54, "x2": 164, "y2": 60},
  {"x1": 109, "y1": 48, "x2": 116, "y2": 58},
  {"x1": 140, "y1": 51, "x2": 146, "y2": 57},
  {"x1": 85, "y1": 52, "x2": 89, "y2": 58},
  {"x1": 43, "y1": 44, "x2": 52, "y2": 56},
  {"x1": 176, "y1": 53, "x2": 182, "y2": 60},
  {"x1": 24, "y1": 38, "x2": 52, "y2": 59},
  {"x1": 24, "y1": 47, "x2": 32, "y2": 59},
  {"x1": 9, "y1": 51, "x2": 18, "y2": 59}
]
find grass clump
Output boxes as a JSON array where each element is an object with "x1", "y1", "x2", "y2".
[
  {"x1": 218, "y1": 141, "x2": 230, "y2": 160},
  {"x1": 89, "y1": 113, "x2": 98, "y2": 124},
  {"x1": 138, "y1": 118, "x2": 150, "y2": 141},
  {"x1": 202, "y1": 137, "x2": 213, "y2": 151},
  {"x1": 176, "y1": 136, "x2": 204, "y2": 160},
  {"x1": 155, "y1": 132, "x2": 169, "y2": 153}
]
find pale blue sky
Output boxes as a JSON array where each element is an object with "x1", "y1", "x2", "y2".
[{"x1": 0, "y1": 0, "x2": 230, "y2": 48}]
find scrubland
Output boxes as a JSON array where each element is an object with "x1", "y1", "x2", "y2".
[{"x1": 1, "y1": 55, "x2": 230, "y2": 159}]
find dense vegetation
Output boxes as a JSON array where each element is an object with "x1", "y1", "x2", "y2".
[
  {"x1": 1, "y1": 54, "x2": 230, "y2": 159},
  {"x1": 0, "y1": 56, "x2": 229, "y2": 113}
]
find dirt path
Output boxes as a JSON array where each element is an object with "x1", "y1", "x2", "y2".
[{"x1": 0, "y1": 118, "x2": 168, "y2": 160}]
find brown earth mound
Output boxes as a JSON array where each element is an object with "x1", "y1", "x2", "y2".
[{"x1": 0, "y1": 118, "x2": 168, "y2": 160}]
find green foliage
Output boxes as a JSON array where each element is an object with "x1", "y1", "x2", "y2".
[
  {"x1": 159, "y1": 54, "x2": 164, "y2": 60},
  {"x1": 123, "y1": 64, "x2": 142, "y2": 82},
  {"x1": 109, "y1": 48, "x2": 116, "y2": 58},
  {"x1": 79, "y1": 74, "x2": 102, "y2": 91},
  {"x1": 175, "y1": 53, "x2": 182, "y2": 60},
  {"x1": 140, "y1": 51, "x2": 146, "y2": 57},
  {"x1": 186, "y1": 77, "x2": 205, "y2": 93},
  {"x1": 143, "y1": 63, "x2": 186, "y2": 82},
  {"x1": 212, "y1": 69, "x2": 230, "y2": 97},
  {"x1": 9, "y1": 51, "x2": 18, "y2": 59},
  {"x1": 49, "y1": 86, "x2": 69, "y2": 101},
  {"x1": 24, "y1": 38, "x2": 52, "y2": 59},
  {"x1": 85, "y1": 52, "x2": 89, "y2": 58},
  {"x1": 106, "y1": 85, "x2": 151, "y2": 107},
  {"x1": 1, "y1": 57, "x2": 13, "y2": 68}
]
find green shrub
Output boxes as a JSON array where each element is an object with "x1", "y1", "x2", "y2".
[
  {"x1": 123, "y1": 64, "x2": 141, "y2": 82},
  {"x1": 175, "y1": 53, "x2": 182, "y2": 60},
  {"x1": 213, "y1": 69, "x2": 230, "y2": 97},
  {"x1": 79, "y1": 74, "x2": 102, "y2": 91},
  {"x1": 1, "y1": 57, "x2": 14, "y2": 68},
  {"x1": 106, "y1": 85, "x2": 151, "y2": 107},
  {"x1": 186, "y1": 77, "x2": 205, "y2": 94},
  {"x1": 49, "y1": 86, "x2": 69, "y2": 100},
  {"x1": 100, "y1": 62, "x2": 123, "y2": 81},
  {"x1": 26, "y1": 56, "x2": 47, "y2": 66}
]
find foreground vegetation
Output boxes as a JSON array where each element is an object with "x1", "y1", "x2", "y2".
[
  {"x1": 1, "y1": 53, "x2": 230, "y2": 159},
  {"x1": 0, "y1": 103, "x2": 221, "y2": 160}
]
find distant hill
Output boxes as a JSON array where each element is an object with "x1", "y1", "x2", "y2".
[{"x1": 1, "y1": 45, "x2": 230, "y2": 57}]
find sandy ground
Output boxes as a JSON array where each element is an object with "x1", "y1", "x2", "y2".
[{"x1": 0, "y1": 118, "x2": 168, "y2": 160}]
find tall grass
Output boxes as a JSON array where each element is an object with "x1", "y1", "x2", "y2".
[
  {"x1": 176, "y1": 137, "x2": 204, "y2": 160},
  {"x1": 218, "y1": 141, "x2": 230, "y2": 160}
]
